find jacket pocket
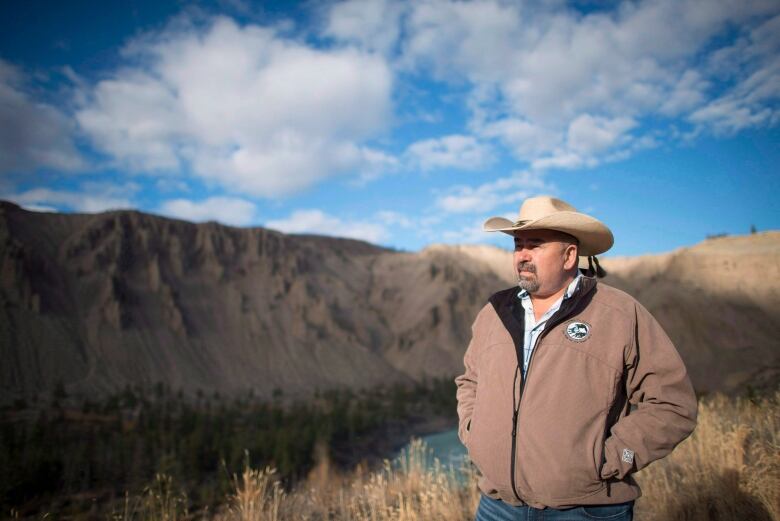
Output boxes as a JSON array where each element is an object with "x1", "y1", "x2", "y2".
[
  {"x1": 595, "y1": 428, "x2": 609, "y2": 482},
  {"x1": 465, "y1": 343, "x2": 516, "y2": 495},
  {"x1": 463, "y1": 399, "x2": 477, "y2": 449},
  {"x1": 597, "y1": 436, "x2": 607, "y2": 479}
]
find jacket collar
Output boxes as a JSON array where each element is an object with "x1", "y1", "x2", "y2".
[{"x1": 489, "y1": 275, "x2": 598, "y2": 370}]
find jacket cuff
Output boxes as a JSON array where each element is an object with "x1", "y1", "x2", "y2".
[{"x1": 600, "y1": 435, "x2": 635, "y2": 480}]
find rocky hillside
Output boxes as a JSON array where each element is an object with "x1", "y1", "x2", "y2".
[
  {"x1": 1, "y1": 201, "x2": 777, "y2": 401},
  {"x1": 600, "y1": 234, "x2": 780, "y2": 395},
  {"x1": 0, "y1": 202, "x2": 506, "y2": 401}
]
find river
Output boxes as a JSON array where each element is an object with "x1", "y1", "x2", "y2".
[{"x1": 397, "y1": 427, "x2": 468, "y2": 473}]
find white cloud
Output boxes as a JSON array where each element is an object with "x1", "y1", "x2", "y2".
[
  {"x1": 5, "y1": 182, "x2": 138, "y2": 213},
  {"x1": 689, "y1": 13, "x2": 780, "y2": 134},
  {"x1": 375, "y1": 210, "x2": 414, "y2": 228},
  {"x1": 396, "y1": 0, "x2": 780, "y2": 169},
  {"x1": 4, "y1": 0, "x2": 779, "y2": 220},
  {"x1": 531, "y1": 153, "x2": 590, "y2": 172},
  {"x1": 401, "y1": 0, "x2": 522, "y2": 83},
  {"x1": 348, "y1": 146, "x2": 400, "y2": 184},
  {"x1": 566, "y1": 115, "x2": 636, "y2": 155},
  {"x1": 405, "y1": 134, "x2": 493, "y2": 171},
  {"x1": 75, "y1": 16, "x2": 394, "y2": 197},
  {"x1": 659, "y1": 70, "x2": 710, "y2": 116},
  {"x1": 158, "y1": 196, "x2": 258, "y2": 226},
  {"x1": 438, "y1": 216, "x2": 512, "y2": 245},
  {"x1": 155, "y1": 178, "x2": 192, "y2": 193},
  {"x1": 265, "y1": 209, "x2": 387, "y2": 243},
  {"x1": 435, "y1": 170, "x2": 551, "y2": 214},
  {"x1": 689, "y1": 97, "x2": 774, "y2": 133},
  {"x1": 76, "y1": 70, "x2": 184, "y2": 172},
  {"x1": 16, "y1": 204, "x2": 58, "y2": 213},
  {"x1": 480, "y1": 118, "x2": 561, "y2": 159},
  {"x1": 323, "y1": 0, "x2": 406, "y2": 55},
  {"x1": 0, "y1": 60, "x2": 86, "y2": 174}
]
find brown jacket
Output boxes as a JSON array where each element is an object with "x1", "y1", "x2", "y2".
[{"x1": 455, "y1": 276, "x2": 697, "y2": 509}]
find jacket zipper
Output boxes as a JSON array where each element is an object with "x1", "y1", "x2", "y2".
[
  {"x1": 509, "y1": 367, "x2": 522, "y2": 501},
  {"x1": 508, "y1": 286, "x2": 588, "y2": 502}
]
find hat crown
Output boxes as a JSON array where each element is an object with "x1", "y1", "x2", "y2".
[
  {"x1": 482, "y1": 194, "x2": 613, "y2": 255},
  {"x1": 517, "y1": 196, "x2": 577, "y2": 223}
]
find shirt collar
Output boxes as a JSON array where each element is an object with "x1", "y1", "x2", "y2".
[{"x1": 518, "y1": 271, "x2": 582, "y2": 300}]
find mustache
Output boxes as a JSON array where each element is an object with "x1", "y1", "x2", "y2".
[{"x1": 517, "y1": 262, "x2": 536, "y2": 273}]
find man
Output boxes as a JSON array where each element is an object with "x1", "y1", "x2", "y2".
[{"x1": 455, "y1": 196, "x2": 697, "y2": 521}]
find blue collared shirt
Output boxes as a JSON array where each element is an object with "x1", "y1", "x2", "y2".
[{"x1": 517, "y1": 273, "x2": 582, "y2": 375}]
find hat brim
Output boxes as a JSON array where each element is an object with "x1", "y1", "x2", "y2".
[{"x1": 483, "y1": 211, "x2": 614, "y2": 256}]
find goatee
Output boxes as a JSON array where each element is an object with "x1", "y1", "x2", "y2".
[
  {"x1": 516, "y1": 262, "x2": 539, "y2": 293},
  {"x1": 517, "y1": 276, "x2": 540, "y2": 293}
]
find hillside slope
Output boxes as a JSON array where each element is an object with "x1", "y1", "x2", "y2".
[
  {"x1": 601, "y1": 234, "x2": 780, "y2": 394},
  {"x1": 0, "y1": 202, "x2": 506, "y2": 400},
  {"x1": 1, "y1": 201, "x2": 777, "y2": 400}
]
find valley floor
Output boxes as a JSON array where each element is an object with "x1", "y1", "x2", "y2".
[{"x1": 18, "y1": 390, "x2": 776, "y2": 521}]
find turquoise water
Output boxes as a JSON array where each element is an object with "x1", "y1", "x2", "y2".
[{"x1": 397, "y1": 427, "x2": 468, "y2": 470}]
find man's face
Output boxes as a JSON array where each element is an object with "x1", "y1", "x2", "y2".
[{"x1": 513, "y1": 229, "x2": 577, "y2": 297}]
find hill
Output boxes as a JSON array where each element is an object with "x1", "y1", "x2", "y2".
[
  {"x1": 0, "y1": 202, "x2": 505, "y2": 401},
  {"x1": 1, "y1": 201, "x2": 777, "y2": 400}
]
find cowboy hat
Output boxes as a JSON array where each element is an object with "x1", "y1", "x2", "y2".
[{"x1": 483, "y1": 196, "x2": 614, "y2": 256}]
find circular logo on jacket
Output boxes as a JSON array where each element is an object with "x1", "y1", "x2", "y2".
[{"x1": 564, "y1": 321, "x2": 591, "y2": 342}]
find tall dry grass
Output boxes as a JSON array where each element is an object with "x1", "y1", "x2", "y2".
[
  {"x1": 633, "y1": 391, "x2": 779, "y2": 521},
  {"x1": 116, "y1": 391, "x2": 778, "y2": 521},
  {"x1": 114, "y1": 474, "x2": 190, "y2": 521},
  {"x1": 215, "y1": 439, "x2": 480, "y2": 521}
]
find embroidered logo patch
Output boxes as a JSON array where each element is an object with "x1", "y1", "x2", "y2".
[
  {"x1": 564, "y1": 321, "x2": 591, "y2": 342},
  {"x1": 622, "y1": 448, "x2": 635, "y2": 464}
]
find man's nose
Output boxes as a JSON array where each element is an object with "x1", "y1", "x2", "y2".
[{"x1": 514, "y1": 248, "x2": 531, "y2": 261}]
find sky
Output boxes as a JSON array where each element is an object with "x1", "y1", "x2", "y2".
[{"x1": 1, "y1": 0, "x2": 778, "y2": 257}]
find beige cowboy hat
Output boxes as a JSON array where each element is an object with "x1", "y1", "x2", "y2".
[{"x1": 483, "y1": 195, "x2": 614, "y2": 256}]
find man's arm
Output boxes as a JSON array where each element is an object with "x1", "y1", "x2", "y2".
[
  {"x1": 454, "y1": 304, "x2": 490, "y2": 446},
  {"x1": 601, "y1": 302, "x2": 698, "y2": 479}
]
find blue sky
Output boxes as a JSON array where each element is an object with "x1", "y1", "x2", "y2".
[{"x1": 1, "y1": 0, "x2": 778, "y2": 256}]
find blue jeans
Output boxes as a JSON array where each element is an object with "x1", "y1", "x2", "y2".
[{"x1": 475, "y1": 494, "x2": 633, "y2": 521}]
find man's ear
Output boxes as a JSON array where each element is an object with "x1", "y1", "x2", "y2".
[{"x1": 563, "y1": 243, "x2": 579, "y2": 270}]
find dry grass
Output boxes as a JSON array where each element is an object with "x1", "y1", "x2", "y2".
[
  {"x1": 215, "y1": 439, "x2": 480, "y2": 521},
  {"x1": 117, "y1": 391, "x2": 778, "y2": 521},
  {"x1": 114, "y1": 474, "x2": 189, "y2": 521},
  {"x1": 633, "y1": 391, "x2": 779, "y2": 521}
]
